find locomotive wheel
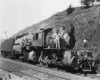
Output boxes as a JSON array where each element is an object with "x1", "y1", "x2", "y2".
[
  {"x1": 1, "y1": 52, "x2": 7, "y2": 58},
  {"x1": 71, "y1": 56, "x2": 78, "y2": 70},
  {"x1": 28, "y1": 51, "x2": 38, "y2": 62},
  {"x1": 92, "y1": 63, "x2": 99, "y2": 74},
  {"x1": 23, "y1": 51, "x2": 28, "y2": 61},
  {"x1": 83, "y1": 72, "x2": 87, "y2": 75},
  {"x1": 12, "y1": 51, "x2": 17, "y2": 59},
  {"x1": 91, "y1": 62, "x2": 97, "y2": 74},
  {"x1": 15, "y1": 54, "x2": 20, "y2": 59}
]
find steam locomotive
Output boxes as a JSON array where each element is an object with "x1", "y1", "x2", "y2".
[{"x1": 0, "y1": 26, "x2": 96, "y2": 73}]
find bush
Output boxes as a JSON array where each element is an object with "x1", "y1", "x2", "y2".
[
  {"x1": 81, "y1": 0, "x2": 94, "y2": 8},
  {"x1": 97, "y1": 0, "x2": 100, "y2": 2},
  {"x1": 66, "y1": 4, "x2": 74, "y2": 15}
]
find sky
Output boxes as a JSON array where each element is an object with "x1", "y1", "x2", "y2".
[{"x1": 0, "y1": 0, "x2": 81, "y2": 39}]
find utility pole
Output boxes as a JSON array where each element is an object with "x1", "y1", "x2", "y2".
[{"x1": 4, "y1": 31, "x2": 8, "y2": 39}]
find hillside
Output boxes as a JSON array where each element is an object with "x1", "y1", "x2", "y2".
[{"x1": 12, "y1": 5, "x2": 100, "y2": 52}]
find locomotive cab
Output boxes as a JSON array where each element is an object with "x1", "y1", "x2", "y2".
[{"x1": 26, "y1": 28, "x2": 53, "y2": 48}]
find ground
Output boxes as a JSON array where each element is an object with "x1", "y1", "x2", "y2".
[{"x1": 0, "y1": 69, "x2": 23, "y2": 80}]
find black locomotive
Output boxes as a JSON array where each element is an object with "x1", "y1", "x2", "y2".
[{"x1": 0, "y1": 26, "x2": 96, "y2": 73}]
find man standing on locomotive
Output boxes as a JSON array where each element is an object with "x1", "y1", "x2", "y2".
[
  {"x1": 52, "y1": 28, "x2": 60, "y2": 48},
  {"x1": 55, "y1": 30, "x2": 60, "y2": 48},
  {"x1": 59, "y1": 26, "x2": 66, "y2": 48},
  {"x1": 46, "y1": 32, "x2": 54, "y2": 48},
  {"x1": 59, "y1": 26, "x2": 65, "y2": 37},
  {"x1": 59, "y1": 26, "x2": 70, "y2": 48}
]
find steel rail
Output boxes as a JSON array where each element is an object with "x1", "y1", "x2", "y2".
[
  {"x1": 0, "y1": 59, "x2": 67, "y2": 80},
  {"x1": 0, "y1": 64, "x2": 40, "y2": 80},
  {"x1": 0, "y1": 57, "x2": 97, "y2": 80}
]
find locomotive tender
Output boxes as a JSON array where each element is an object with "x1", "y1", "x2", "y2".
[{"x1": 0, "y1": 26, "x2": 96, "y2": 73}]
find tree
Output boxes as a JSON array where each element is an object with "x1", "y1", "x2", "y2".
[
  {"x1": 97, "y1": 0, "x2": 100, "y2": 3},
  {"x1": 97, "y1": 0, "x2": 100, "y2": 2},
  {"x1": 66, "y1": 4, "x2": 74, "y2": 15},
  {"x1": 81, "y1": 0, "x2": 93, "y2": 8}
]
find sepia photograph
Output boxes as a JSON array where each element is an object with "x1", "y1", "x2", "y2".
[{"x1": 0, "y1": 0, "x2": 100, "y2": 80}]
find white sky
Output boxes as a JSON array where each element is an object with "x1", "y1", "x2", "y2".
[{"x1": 0, "y1": 0, "x2": 80, "y2": 39}]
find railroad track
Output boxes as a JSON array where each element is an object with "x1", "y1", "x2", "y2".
[{"x1": 0, "y1": 57, "x2": 98, "y2": 80}]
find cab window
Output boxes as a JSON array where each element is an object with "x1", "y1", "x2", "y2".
[{"x1": 33, "y1": 33, "x2": 38, "y2": 40}]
